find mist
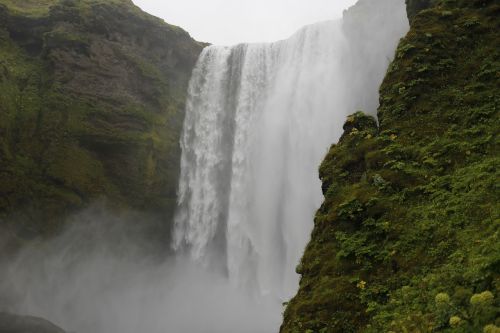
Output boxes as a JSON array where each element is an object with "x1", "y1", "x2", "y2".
[{"x1": 0, "y1": 205, "x2": 281, "y2": 333}]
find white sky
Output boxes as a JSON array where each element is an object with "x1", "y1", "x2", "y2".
[{"x1": 132, "y1": 0, "x2": 358, "y2": 45}]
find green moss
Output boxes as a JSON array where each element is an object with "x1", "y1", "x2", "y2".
[
  {"x1": 0, "y1": 0, "x2": 135, "y2": 17},
  {"x1": 0, "y1": 0, "x2": 58, "y2": 17},
  {"x1": 281, "y1": 0, "x2": 499, "y2": 332},
  {"x1": 0, "y1": 0, "x2": 202, "y2": 237}
]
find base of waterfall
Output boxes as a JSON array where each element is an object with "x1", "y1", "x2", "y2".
[
  {"x1": 0, "y1": 210, "x2": 282, "y2": 333},
  {"x1": 3, "y1": 259, "x2": 282, "y2": 333}
]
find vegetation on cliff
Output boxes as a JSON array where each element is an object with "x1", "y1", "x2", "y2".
[
  {"x1": 0, "y1": 0, "x2": 203, "y2": 240},
  {"x1": 281, "y1": 0, "x2": 499, "y2": 332}
]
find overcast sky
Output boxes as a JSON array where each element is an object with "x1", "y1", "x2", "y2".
[{"x1": 132, "y1": 0, "x2": 359, "y2": 45}]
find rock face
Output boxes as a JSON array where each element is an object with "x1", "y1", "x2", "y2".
[
  {"x1": 405, "y1": 0, "x2": 493, "y2": 20},
  {"x1": 0, "y1": 0, "x2": 204, "y2": 237},
  {"x1": 0, "y1": 313, "x2": 65, "y2": 333},
  {"x1": 405, "y1": 0, "x2": 432, "y2": 20},
  {"x1": 281, "y1": 0, "x2": 499, "y2": 332}
]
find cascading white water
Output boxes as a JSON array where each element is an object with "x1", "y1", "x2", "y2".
[
  {"x1": 174, "y1": 0, "x2": 409, "y2": 300},
  {"x1": 173, "y1": 21, "x2": 348, "y2": 297}
]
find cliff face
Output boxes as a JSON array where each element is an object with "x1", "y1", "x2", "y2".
[
  {"x1": 281, "y1": 0, "x2": 499, "y2": 332},
  {"x1": 0, "y1": 0, "x2": 203, "y2": 237}
]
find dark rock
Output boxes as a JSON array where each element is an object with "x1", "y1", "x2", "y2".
[
  {"x1": 405, "y1": 0, "x2": 432, "y2": 21},
  {"x1": 0, "y1": 313, "x2": 65, "y2": 333}
]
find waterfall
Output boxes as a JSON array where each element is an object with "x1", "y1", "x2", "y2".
[{"x1": 174, "y1": 0, "x2": 409, "y2": 301}]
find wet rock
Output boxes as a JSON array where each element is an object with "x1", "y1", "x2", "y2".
[
  {"x1": 0, "y1": 313, "x2": 65, "y2": 333},
  {"x1": 405, "y1": 0, "x2": 432, "y2": 20}
]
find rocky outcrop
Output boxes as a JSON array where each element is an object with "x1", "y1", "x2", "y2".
[
  {"x1": 0, "y1": 313, "x2": 65, "y2": 333},
  {"x1": 405, "y1": 0, "x2": 432, "y2": 20},
  {"x1": 0, "y1": 0, "x2": 204, "y2": 238}
]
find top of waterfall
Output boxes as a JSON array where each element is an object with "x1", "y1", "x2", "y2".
[{"x1": 201, "y1": 19, "x2": 342, "y2": 50}]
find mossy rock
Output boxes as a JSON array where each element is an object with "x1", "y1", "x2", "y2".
[
  {"x1": 0, "y1": 0, "x2": 204, "y2": 239},
  {"x1": 342, "y1": 111, "x2": 378, "y2": 135},
  {"x1": 406, "y1": 0, "x2": 432, "y2": 20},
  {"x1": 281, "y1": 0, "x2": 500, "y2": 331}
]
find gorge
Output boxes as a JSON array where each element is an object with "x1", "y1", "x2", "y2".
[
  {"x1": 0, "y1": 0, "x2": 409, "y2": 331},
  {"x1": 0, "y1": 0, "x2": 498, "y2": 332}
]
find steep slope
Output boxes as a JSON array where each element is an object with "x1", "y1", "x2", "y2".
[
  {"x1": 0, "y1": 0, "x2": 203, "y2": 238},
  {"x1": 281, "y1": 0, "x2": 499, "y2": 332}
]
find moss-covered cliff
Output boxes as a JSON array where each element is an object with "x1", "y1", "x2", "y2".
[
  {"x1": 0, "y1": 0, "x2": 203, "y2": 238},
  {"x1": 281, "y1": 0, "x2": 499, "y2": 332}
]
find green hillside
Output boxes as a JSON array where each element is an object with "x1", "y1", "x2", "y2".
[
  {"x1": 0, "y1": 0, "x2": 203, "y2": 240},
  {"x1": 281, "y1": 0, "x2": 499, "y2": 332}
]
